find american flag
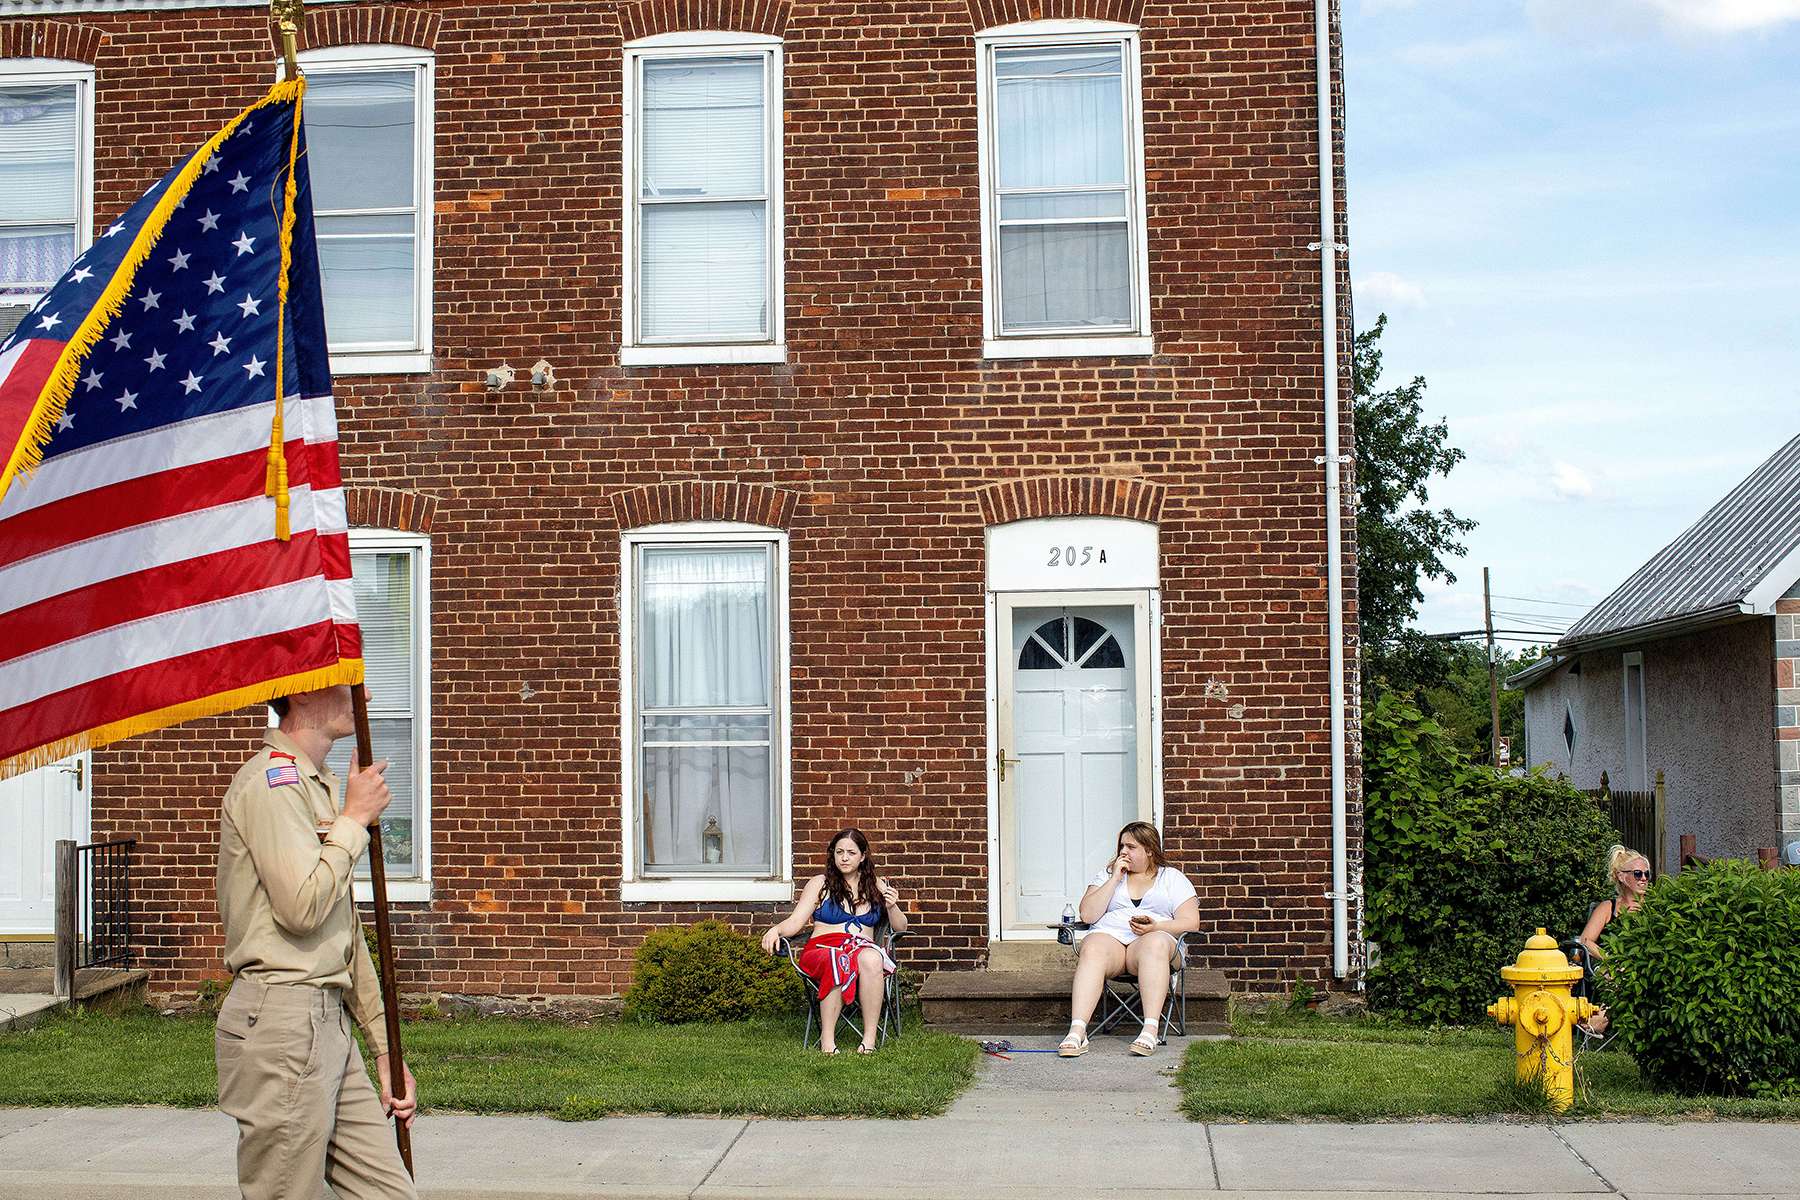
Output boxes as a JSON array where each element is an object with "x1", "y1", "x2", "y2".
[{"x1": 0, "y1": 80, "x2": 362, "y2": 777}]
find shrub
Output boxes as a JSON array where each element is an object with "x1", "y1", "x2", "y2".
[
  {"x1": 1605, "y1": 860, "x2": 1800, "y2": 1095},
  {"x1": 623, "y1": 920, "x2": 804, "y2": 1024},
  {"x1": 1363, "y1": 692, "x2": 1616, "y2": 1023}
]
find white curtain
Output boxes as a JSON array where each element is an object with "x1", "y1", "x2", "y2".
[
  {"x1": 0, "y1": 83, "x2": 78, "y2": 291},
  {"x1": 638, "y1": 56, "x2": 768, "y2": 341},
  {"x1": 993, "y1": 46, "x2": 1132, "y2": 331},
  {"x1": 638, "y1": 547, "x2": 773, "y2": 870},
  {"x1": 304, "y1": 70, "x2": 418, "y2": 346}
]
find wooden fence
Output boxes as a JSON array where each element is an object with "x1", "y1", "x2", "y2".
[{"x1": 1583, "y1": 770, "x2": 1667, "y2": 877}]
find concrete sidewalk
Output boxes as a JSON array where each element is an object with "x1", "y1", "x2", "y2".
[{"x1": 0, "y1": 1035, "x2": 1795, "y2": 1199}]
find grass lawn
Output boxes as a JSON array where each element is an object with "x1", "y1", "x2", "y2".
[
  {"x1": 1179, "y1": 1010, "x2": 1800, "y2": 1122},
  {"x1": 0, "y1": 1007, "x2": 979, "y2": 1120}
]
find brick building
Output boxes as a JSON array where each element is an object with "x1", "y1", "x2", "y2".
[{"x1": 0, "y1": 0, "x2": 1360, "y2": 1002}]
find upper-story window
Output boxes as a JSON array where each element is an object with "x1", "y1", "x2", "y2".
[
  {"x1": 297, "y1": 46, "x2": 434, "y2": 375},
  {"x1": 622, "y1": 33, "x2": 785, "y2": 366},
  {"x1": 976, "y1": 22, "x2": 1152, "y2": 360},
  {"x1": 0, "y1": 59, "x2": 93, "y2": 331}
]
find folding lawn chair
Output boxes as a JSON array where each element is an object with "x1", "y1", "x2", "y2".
[
  {"x1": 1083, "y1": 928, "x2": 1200, "y2": 1044},
  {"x1": 1560, "y1": 936, "x2": 1616, "y2": 1054},
  {"x1": 779, "y1": 925, "x2": 907, "y2": 1050}
]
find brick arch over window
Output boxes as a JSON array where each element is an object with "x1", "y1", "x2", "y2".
[
  {"x1": 611, "y1": 481, "x2": 798, "y2": 531},
  {"x1": 345, "y1": 486, "x2": 439, "y2": 533},
  {"x1": 0, "y1": 22, "x2": 103, "y2": 64},
  {"x1": 976, "y1": 476, "x2": 1165, "y2": 527},
  {"x1": 616, "y1": 0, "x2": 790, "y2": 41},
  {"x1": 966, "y1": 0, "x2": 1143, "y2": 31},
  {"x1": 305, "y1": 5, "x2": 441, "y2": 52}
]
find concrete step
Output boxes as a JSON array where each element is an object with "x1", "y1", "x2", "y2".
[{"x1": 919, "y1": 965, "x2": 1231, "y2": 1035}]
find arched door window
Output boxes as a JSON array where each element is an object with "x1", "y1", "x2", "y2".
[{"x1": 1018, "y1": 615, "x2": 1124, "y2": 671}]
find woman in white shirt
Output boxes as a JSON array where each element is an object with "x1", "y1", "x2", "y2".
[{"x1": 1060, "y1": 821, "x2": 1200, "y2": 1058}]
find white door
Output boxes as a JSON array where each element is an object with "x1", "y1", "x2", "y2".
[
  {"x1": 0, "y1": 756, "x2": 90, "y2": 935},
  {"x1": 996, "y1": 592, "x2": 1152, "y2": 935}
]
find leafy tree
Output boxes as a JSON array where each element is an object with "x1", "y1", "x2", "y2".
[
  {"x1": 1416, "y1": 642, "x2": 1541, "y2": 763},
  {"x1": 1354, "y1": 314, "x2": 1476, "y2": 694}
]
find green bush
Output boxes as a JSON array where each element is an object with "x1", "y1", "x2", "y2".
[
  {"x1": 1363, "y1": 693, "x2": 1616, "y2": 1023},
  {"x1": 623, "y1": 920, "x2": 804, "y2": 1024},
  {"x1": 1605, "y1": 861, "x2": 1800, "y2": 1095}
]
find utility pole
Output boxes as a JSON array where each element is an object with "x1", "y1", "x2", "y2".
[{"x1": 1484, "y1": 567, "x2": 1501, "y2": 766}]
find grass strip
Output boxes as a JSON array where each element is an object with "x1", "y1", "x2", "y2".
[
  {"x1": 1185, "y1": 1015, "x2": 1800, "y2": 1121},
  {"x1": 0, "y1": 1008, "x2": 979, "y2": 1120}
]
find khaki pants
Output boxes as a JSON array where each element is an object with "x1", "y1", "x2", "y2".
[{"x1": 216, "y1": 977, "x2": 416, "y2": 1200}]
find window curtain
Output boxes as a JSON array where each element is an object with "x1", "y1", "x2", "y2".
[
  {"x1": 638, "y1": 56, "x2": 768, "y2": 341},
  {"x1": 0, "y1": 83, "x2": 78, "y2": 291},
  {"x1": 304, "y1": 70, "x2": 418, "y2": 346},
  {"x1": 638, "y1": 546, "x2": 773, "y2": 871},
  {"x1": 325, "y1": 551, "x2": 419, "y2": 877},
  {"x1": 993, "y1": 46, "x2": 1132, "y2": 331}
]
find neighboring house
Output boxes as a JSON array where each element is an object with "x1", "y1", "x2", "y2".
[
  {"x1": 0, "y1": 0, "x2": 1359, "y2": 1002},
  {"x1": 1510, "y1": 434, "x2": 1800, "y2": 869}
]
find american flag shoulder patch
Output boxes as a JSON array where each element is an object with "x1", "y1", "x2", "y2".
[{"x1": 266, "y1": 763, "x2": 301, "y2": 788}]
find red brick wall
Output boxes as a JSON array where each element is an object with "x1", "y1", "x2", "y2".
[{"x1": 8, "y1": 0, "x2": 1360, "y2": 999}]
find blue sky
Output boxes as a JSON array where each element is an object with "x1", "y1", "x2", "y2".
[{"x1": 1342, "y1": 0, "x2": 1800, "y2": 644}]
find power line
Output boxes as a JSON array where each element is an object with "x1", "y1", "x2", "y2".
[{"x1": 1491, "y1": 593, "x2": 1592, "y2": 610}]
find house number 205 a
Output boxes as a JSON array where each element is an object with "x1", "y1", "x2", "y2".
[{"x1": 1047, "y1": 545, "x2": 1108, "y2": 567}]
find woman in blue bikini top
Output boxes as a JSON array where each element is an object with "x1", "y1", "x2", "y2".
[{"x1": 760, "y1": 828, "x2": 909, "y2": 1053}]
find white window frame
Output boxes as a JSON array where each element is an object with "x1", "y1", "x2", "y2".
[
  {"x1": 619, "y1": 522, "x2": 792, "y2": 902},
  {"x1": 620, "y1": 31, "x2": 786, "y2": 367},
  {"x1": 975, "y1": 20, "x2": 1153, "y2": 360},
  {"x1": 0, "y1": 58, "x2": 94, "y2": 309},
  {"x1": 291, "y1": 44, "x2": 435, "y2": 377},
  {"x1": 347, "y1": 529, "x2": 433, "y2": 904},
  {"x1": 1621, "y1": 650, "x2": 1647, "y2": 794}
]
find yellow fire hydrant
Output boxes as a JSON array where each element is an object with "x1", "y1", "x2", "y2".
[{"x1": 1486, "y1": 928, "x2": 1595, "y2": 1112}]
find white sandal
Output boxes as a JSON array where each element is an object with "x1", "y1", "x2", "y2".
[
  {"x1": 1057, "y1": 1032, "x2": 1090, "y2": 1058},
  {"x1": 1129, "y1": 1031, "x2": 1159, "y2": 1056}
]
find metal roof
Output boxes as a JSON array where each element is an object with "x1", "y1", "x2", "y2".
[{"x1": 1556, "y1": 432, "x2": 1800, "y2": 651}]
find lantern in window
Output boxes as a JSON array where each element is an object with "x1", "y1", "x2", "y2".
[{"x1": 702, "y1": 816, "x2": 724, "y2": 865}]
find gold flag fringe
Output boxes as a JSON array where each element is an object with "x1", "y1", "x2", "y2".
[
  {"x1": 267, "y1": 84, "x2": 306, "y2": 542},
  {"x1": 0, "y1": 78, "x2": 307, "y2": 511},
  {"x1": 0, "y1": 657, "x2": 363, "y2": 782}
]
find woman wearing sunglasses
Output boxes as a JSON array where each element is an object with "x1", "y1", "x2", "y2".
[
  {"x1": 1579, "y1": 843, "x2": 1650, "y2": 958},
  {"x1": 1573, "y1": 844, "x2": 1650, "y2": 1035}
]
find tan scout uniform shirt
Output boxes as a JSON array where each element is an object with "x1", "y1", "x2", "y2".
[{"x1": 218, "y1": 729, "x2": 388, "y2": 1056}]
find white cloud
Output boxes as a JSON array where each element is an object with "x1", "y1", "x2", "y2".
[
  {"x1": 1527, "y1": 0, "x2": 1800, "y2": 38},
  {"x1": 1354, "y1": 270, "x2": 1427, "y2": 311},
  {"x1": 1550, "y1": 461, "x2": 1596, "y2": 499}
]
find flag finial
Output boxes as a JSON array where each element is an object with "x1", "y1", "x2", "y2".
[{"x1": 272, "y1": 0, "x2": 304, "y2": 81}]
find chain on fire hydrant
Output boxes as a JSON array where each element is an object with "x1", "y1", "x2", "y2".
[{"x1": 1486, "y1": 928, "x2": 1595, "y2": 1112}]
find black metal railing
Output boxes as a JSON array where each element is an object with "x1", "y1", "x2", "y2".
[{"x1": 54, "y1": 838, "x2": 135, "y2": 997}]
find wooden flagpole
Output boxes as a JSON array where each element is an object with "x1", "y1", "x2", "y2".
[
  {"x1": 268, "y1": 0, "x2": 413, "y2": 1175},
  {"x1": 353, "y1": 683, "x2": 414, "y2": 1175}
]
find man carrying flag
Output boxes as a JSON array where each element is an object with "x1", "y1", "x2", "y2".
[{"x1": 0, "y1": 15, "x2": 418, "y2": 1197}]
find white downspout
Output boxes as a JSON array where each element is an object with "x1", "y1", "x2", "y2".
[{"x1": 1314, "y1": 0, "x2": 1350, "y2": 980}]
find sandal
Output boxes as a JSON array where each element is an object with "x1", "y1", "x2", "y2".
[
  {"x1": 857, "y1": 1044, "x2": 877, "y2": 1055},
  {"x1": 1129, "y1": 1032, "x2": 1159, "y2": 1056},
  {"x1": 1057, "y1": 1033, "x2": 1089, "y2": 1058},
  {"x1": 820, "y1": 1047, "x2": 840, "y2": 1056}
]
